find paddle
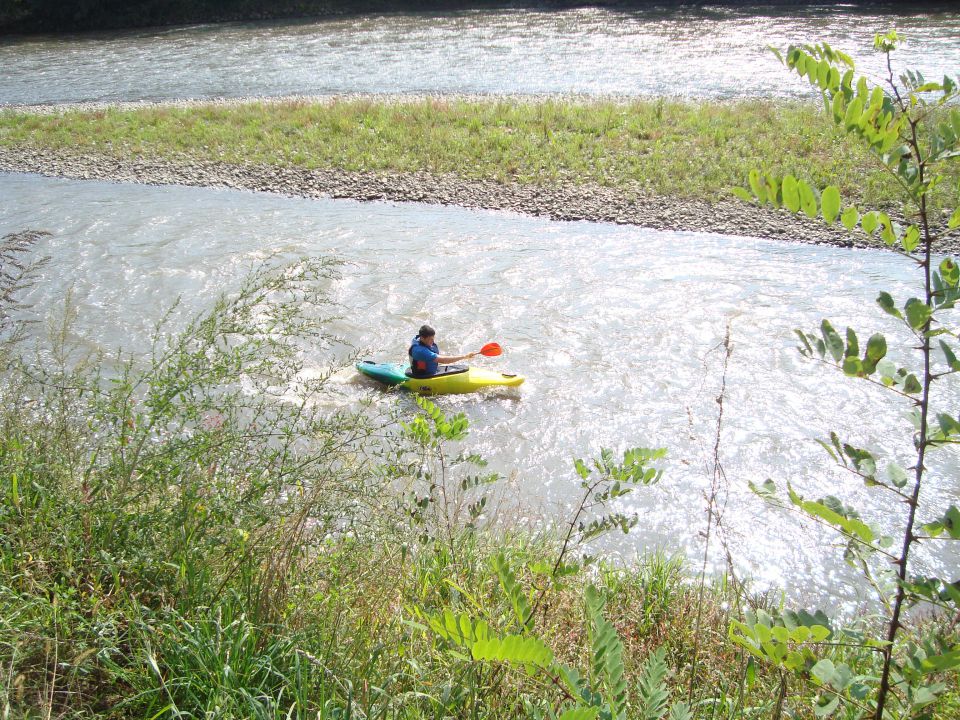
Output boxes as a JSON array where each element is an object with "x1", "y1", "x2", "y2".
[{"x1": 479, "y1": 342, "x2": 502, "y2": 357}]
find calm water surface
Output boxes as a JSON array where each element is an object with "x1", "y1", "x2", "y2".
[
  {"x1": 1, "y1": 6, "x2": 958, "y2": 104},
  {"x1": 3, "y1": 171, "x2": 958, "y2": 611}
]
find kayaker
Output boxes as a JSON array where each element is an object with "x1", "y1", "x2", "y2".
[{"x1": 408, "y1": 324, "x2": 477, "y2": 378}]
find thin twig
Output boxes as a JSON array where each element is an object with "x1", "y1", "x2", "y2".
[{"x1": 688, "y1": 321, "x2": 733, "y2": 704}]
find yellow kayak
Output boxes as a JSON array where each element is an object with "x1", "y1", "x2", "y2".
[{"x1": 356, "y1": 360, "x2": 524, "y2": 395}]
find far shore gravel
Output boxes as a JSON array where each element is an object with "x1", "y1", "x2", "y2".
[{"x1": 3, "y1": 97, "x2": 958, "y2": 254}]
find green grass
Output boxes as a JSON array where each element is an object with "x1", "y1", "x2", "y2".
[{"x1": 0, "y1": 97, "x2": 927, "y2": 207}]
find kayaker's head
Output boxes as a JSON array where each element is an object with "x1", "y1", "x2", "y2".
[{"x1": 418, "y1": 324, "x2": 436, "y2": 345}]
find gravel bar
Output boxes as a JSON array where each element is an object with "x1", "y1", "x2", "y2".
[{"x1": 2, "y1": 98, "x2": 958, "y2": 254}]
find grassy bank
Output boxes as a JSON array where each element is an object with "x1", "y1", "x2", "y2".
[
  {"x1": 0, "y1": 96, "x2": 930, "y2": 208},
  {"x1": 2, "y1": 230, "x2": 958, "y2": 719}
]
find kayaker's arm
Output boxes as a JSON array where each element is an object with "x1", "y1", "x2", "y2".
[{"x1": 437, "y1": 351, "x2": 477, "y2": 364}]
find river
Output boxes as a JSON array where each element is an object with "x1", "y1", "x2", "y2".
[
  {"x1": 1, "y1": 5, "x2": 959, "y2": 104},
  {"x1": 3, "y1": 171, "x2": 959, "y2": 611}
]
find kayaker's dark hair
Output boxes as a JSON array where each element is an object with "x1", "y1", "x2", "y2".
[{"x1": 418, "y1": 324, "x2": 435, "y2": 338}]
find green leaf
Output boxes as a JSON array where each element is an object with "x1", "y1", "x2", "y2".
[
  {"x1": 904, "y1": 299, "x2": 933, "y2": 330},
  {"x1": 830, "y1": 431, "x2": 844, "y2": 462},
  {"x1": 940, "y1": 340, "x2": 960, "y2": 371},
  {"x1": 556, "y1": 665, "x2": 584, "y2": 699},
  {"x1": 938, "y1": 412, "x2": 960, "y2": 438},
  {"x1": 732, "y1": 187, "x2": 754, "y2": 203},
  {"x1": 764, "y1": 176, "x2": 780, "y2": 208},
  {"x1": 844, "y1": 95, "x2": 865, "y2": 130},
  {"x1": 574, "y1": 458, "x2": 591, "y2": 480},
  {"x1": 557, "y1": 709, "x2": 600, "y2": 720},
  {"x1": 421, "y1": 608, "x2": 488, "y2": 648},
  {"x1": 921, "y1": 648, "x2": 960, "y2": 672},
  {"x1": 843, "y1": 444, "x2": 876, "y2": 477},
  {"x1": 587, "y1": 589, "x2": 628, "y2": 717},
  {"x1": 874, "y1": 30, "x2": 899, "y2": 53},
  {"x1": 750, "y1": 478, "x2": 779, "y2": 500},
  {"x1": 902, "y1": 225, "x2": 921, "y2": 252},
  {"x1": 799, "y1": 180, "x2": 818, "y2": 218},
  {"x1": 784, "y1": 650, "x2": 806, "y2": 671},
  {"x1": 877, "y1": 292, "x2": 903, "y2": 319},
  {"x1": 927, "y1": 506, "x2": 960, "y2": 539},
  {"x1": 809, "y1": 625, "x2": 832, "y2": 642},
  {"x1": 879, "y1": 213, "x2": 896, "y2": 246},
  {"x1": 816, "y1": 60, "x2": 830, "y2": 90},
  {"x1": 902, "y1": 374, "x2": 922, "y2": 394},
  {"x1": 729, "y1": 621, "x2": 765, "y2": 660},
  {"x1": 493, "y1": 553, "x2": 533, "y2": 631},
  {"x1": 788, "y1": 484, "x2": 875, "y2": 544},
  {"x1": 949, "y1": 207, "x2": 960, "y2": 230},
  {"x1": 865, "y1": 333, "x2": 887, "y2": 363},
  {"x1": 821, "y1": 186, "x2": 841, "y2": 225},
  {"x1": 787, "y1": 47, "x2": 804, "y2": 72},
  {"x1": 636, "y1": 647, "x2": 671, "y2": 720},
  {"x1": 814, "y1": 693, "x2": 840, "y2": 718},
  {"x1": 861, "y1": 211, "x2": 879, "y2": 235},
  {"x1": 471, "y1": 634, "x2": 554, "y2": 668},
  {"x1": 749, "y1": 169, "x2": 766, "y2": 203},
  {"x1": 842, "y1": 356, "x2": 862, "y2": 376},
  {"x1": 795, "y1": 329, "x2": 814, "y2": 356},
  {"x1": 831, "y1": 91, "x2": 845, "y2": 123},
  {"x1": 841, "y1": 206, "x2": 859, "y2": 230},
  {"x1": 843, "y1": 327, "x2": 858, "y2": 359},
  {"x1": 940, "y1": 258, "x2": 959, "y2": 288},
  {"x1": 782, "y1": 175, "x2": 801, "y2": 213},
  {"x1": 820, "y1": 320, "x2": 844, "y2": 362},
  {"x1": 812, "y1": 659, "x2": 839, "y2": 686},
  {"x1": 585, "y1": 583, "x2": 604, "y2": 621},
  {"x1": 816, "y1": 439, "x2": 839, "y2": 462}
]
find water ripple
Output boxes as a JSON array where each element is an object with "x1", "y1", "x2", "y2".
[{"x1": 1, "y1": 7, "x2": 958, "y2": 104}]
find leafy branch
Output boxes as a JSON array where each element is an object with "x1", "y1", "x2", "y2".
[{"x1": 736, "y1": 32, "x2": 960, "y2": 719}]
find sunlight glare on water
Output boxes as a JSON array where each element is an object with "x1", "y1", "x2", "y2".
[
  {"x1": 2, "y1": 172, "x2": 959, "y2": 611},
  {"x1": 1, "y1": 6, "x2": 958, "y2": 103}
]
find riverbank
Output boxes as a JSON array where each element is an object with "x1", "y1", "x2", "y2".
[
  {"x1": 3, "y1": 96, "x2": 959, "y2": 252},
  {"x1": 0, "y1": 143, "x2": 868, "y2": 249}
]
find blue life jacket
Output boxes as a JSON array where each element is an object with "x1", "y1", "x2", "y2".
[{"x1": 408, "y1": 336, "x2": 439, "y2": 378}]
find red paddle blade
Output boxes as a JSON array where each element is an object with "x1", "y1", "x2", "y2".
[{"x1": 479, "y1": 342, "x2": 502, "y2": 357}]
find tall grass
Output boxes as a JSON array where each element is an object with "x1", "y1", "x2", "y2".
[
  {"x1": 0, "y1": 254, "x2": 387, "y2": 716},
  {"x1": 1, "y1": 97, "x2": 941, "y2": 207}
]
